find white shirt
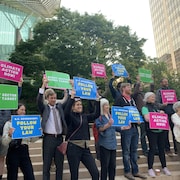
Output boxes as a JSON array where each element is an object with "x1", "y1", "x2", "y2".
[
  {"x1": 39, "y1": 88, "x2": 63, "y2": 135},
  {"x1": 44, "y1": 105, "x2": 62, "y2": 134},
  {"x1": 171, "y1": 113, "x2": 180, "y2": 143}
]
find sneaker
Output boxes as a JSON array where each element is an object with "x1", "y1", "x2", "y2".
[
  {"x1": 133, "y1": 173, "x2": 147, "y2": 179},
  {"x1": 166, "y1": 150, "x2": 175, "y2": 157},
  {"x1": 148, "y1": 169, "x2": 156, "y2": 178},
  {"x1": 163, "y1": 167, "x2": 171, "y2": 176},
  {"x1": 124, "y1": 173, "x2": 135, "y2": 180}
]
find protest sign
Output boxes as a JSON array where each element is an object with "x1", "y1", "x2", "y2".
[
  {"x1": 149, "y1": 112, "x2": 169, "y2": 130},
  {"x1": 138, "y1": 68, "x2": 153, "y2": 83},
  {"x1": 45, "y1": 71, "x2": 71, "y2": 89},
  {"x1": 0, "y1": 84, "x2": 18, "y2": 110},
  {"x1": 73, "y1": 77, "x2": 97, "y2": 100},
  {"x1": 111, "y1": 64, "x2": 128, "y2": 77},
  {"x1": 123, "y1": 106, "x2": 144, "y2": 123},
  {"x1": 0, "y1": 60, "x2": 23, "y2": 82},
  {"x1": 91, "y1": 63, "x2": 106, "y2": 78},
  {"x1": 111, "y1": 106, "x2": 129, "y2": 127},
  {"x1": 161, "y1": 90, "x2": 177, "y2": 104},
  {"x1": 12, "y1": 115, "x2": 42, "y2": 139}
]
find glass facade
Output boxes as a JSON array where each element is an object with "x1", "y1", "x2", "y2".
[
  {"x1": 0, "y1": 0, "x2": 61, "y2": 61},
  {"x1": 0, "y1": 4, "x2": 38, "y2": 60},
  {"x1": 149, "y1": 0, "x2": 180, "y2": 70}
]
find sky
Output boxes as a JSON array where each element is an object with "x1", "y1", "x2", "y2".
[{"x1": 61, "y1": 0, "x2": 157, "y2": 58}]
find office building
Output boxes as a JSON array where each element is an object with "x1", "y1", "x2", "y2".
[{"x1": 149, "y1": 0, "x2": 180, "y2": 70}]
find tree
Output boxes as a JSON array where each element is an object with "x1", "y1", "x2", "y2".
[{"x1": 9, "y1": 7, "x2": 147, "y2": 112}]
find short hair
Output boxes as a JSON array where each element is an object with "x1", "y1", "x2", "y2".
[
  {"x1": 173, "y1": 101, "x2": 180, "y2": 112},
  {"x1": 120, "y1": 83, "x2": 131, "y2": 93},
  {"x1": 45, "y1": 88, "x2": 56, "y2": 99},
  {"x1": 160, "y1": 78, "x2": 168, "y2": 83}
]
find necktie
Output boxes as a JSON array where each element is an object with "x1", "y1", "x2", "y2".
[{"x1": 52, "y1": 107, "x2": 61, "y2": 134}]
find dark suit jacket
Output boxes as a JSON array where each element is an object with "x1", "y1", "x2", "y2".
[{"x1": 37, "y1": 93, "x2": 67, "y2": 135}]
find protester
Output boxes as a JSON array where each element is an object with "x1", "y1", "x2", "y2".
[
  {"x1": 37, "y1": 77, "x2": 67, "y2": 180},
  {"x1": 0, "y1": 78, "x2": 23, "y2": 180},
  {"x1": 142, "y1": 92, "x2": 171, "y2": 177},
  {"x1": 156, "y1": 78, "x2": 177, "y2": 155},
  {"x1": 133, "y1": 77, "x2": 148, "y2": 156},
  {"x1": 90, "y1": 76, "x2": 109, "y2": 160},
  {"x1": 96, "y1": 98, "x2": 131, "y2": 180},
  {"x1": 2, "y1": 103, "x2": 35, "y2": 180},
  {"x1": 109, "y1": 72, "x2": 131, "y2": 100},
  {"x1": 64, "y1": 84, "x2": 100, "y2": 180},
  {"x1": 171, "y1": 101, "x2": 180, "y2": 158},
  {"x1": 114, "y1": 83, "x2": 146, "y2": 180}
]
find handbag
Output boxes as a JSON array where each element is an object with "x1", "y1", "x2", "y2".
[{"x1": 57, "y1": 115, "x2": 82, "y2": 155}]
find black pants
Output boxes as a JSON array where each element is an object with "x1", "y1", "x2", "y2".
[
  {"x1": 6, "y1": 144, "x2": 35, "y2": 180},
  {"x1": 147, "y1": 130, "x2": 166, "y2": 169},
  {"x1": 100, "y1": 146, "x2": 116, "y2": 180},
  {"x1": 175, "y1": 140, "x2": 180, "y2": 158},
  {"x1": 67, "y1": 142, "x2": 99, "y2": 180},
  {"x1": 42, "y1": 135, "x2": 64, "y2": 180},
  {"x1": 165, "y1": 115, "x2": 177, "y2": 152}
]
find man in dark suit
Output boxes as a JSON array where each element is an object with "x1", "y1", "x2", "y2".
[{"x1": 37, "y1": 78, "x2": 67, "y2": 180}]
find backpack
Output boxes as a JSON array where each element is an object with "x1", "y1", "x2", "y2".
[{"x1": 92, "y1": 116, "x2": 102, "y2": 143}]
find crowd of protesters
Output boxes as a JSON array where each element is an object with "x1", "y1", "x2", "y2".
[{"x1": 0, "y1": 73, "x2": 179, "y2": 180}]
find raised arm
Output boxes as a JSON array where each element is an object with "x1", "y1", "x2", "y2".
[
  {"x1": 109, "y1": 77, "x2": 117, "y2": 100},
  {"x1": 87, "y1": 92, "x2": 101, "y2": 122},
  {"x1": 37, "y1": 77, "x2": 47, "y2": 114},
  {"x1": 18, "y1": 77, "x2": 23, "y2": 100},
  {"x1": 101, "y1": 77, "x2": 109, "y2": 98},
  {"x1": 57, "y1": 89, "x2": 69, "y2": 108}
]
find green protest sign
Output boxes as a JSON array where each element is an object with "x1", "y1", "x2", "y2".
[
  {"x1": 0, "y1": 84, "x2": 18, "y2": 110},
  {"x1": 45, "y1": 71, "x2": 72, "y2": 89},
  {"x1": 138, "y1": 68, "x2": 153, "y2": 83}
]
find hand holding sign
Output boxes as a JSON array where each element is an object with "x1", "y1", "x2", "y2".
[
  {"x1": 91, "y1": 63, "x2": 106, "y2": 78},
  {"x1": 73, "y1": 77, "x2": 97, "y2": 100},
  {"x1": 12, "y1": 115, "x2": 42, "y2": 139},
  {"x1": 111, "y1": 106, "x2": 130, "y2": 127},
  {"x1": 161, "y1": 90, "x2": 177, "y2": 104},
  {"x1": 0, "y1": 60, "x2": 23, "y2": 82},
  {"x1": 111, "y1": 64, "x2": 128, "y2": 77},
  {"x1": 45, "y1": 71, "x2": 71, "y2": 90},
  {"x1": 8, "y1": 127, "x2": 15, "y2": 137},
  {"x1": 149, "y1": 112, "x2": 169, "y2": 130}
]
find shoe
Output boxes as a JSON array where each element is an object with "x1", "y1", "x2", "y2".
[
  {"x1": 163, "y1": 167, "x2": 171, "y2": 176},
  {"x1": 124, "y1": 173, "x2": 135, "y2": 180},
  {"x1": 166, "y1": 150, "x2": 175, "y2": 157},
  {"x1": 148, "y1": 169, "x2": 156, "y2": 178},
  {"x1": 133, "y1": 173, "x2": 147, "y2": 179}
]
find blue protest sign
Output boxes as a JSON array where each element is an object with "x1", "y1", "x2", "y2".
[
  {"x1": 73, "y1": 77, "x2": 97, "y2": 100},
  {"x1": 111, "y1": 106, "x2": 130, "y2": 127},
  {"x1": 123, "y1": 106, "x2": 144, "y2": 123},
  {"x1": 12, "y1": 115, "x2": 42, "y2": 139},
  {"x1": 111, "y1": 64, "x2": 128, "y2": 77}
]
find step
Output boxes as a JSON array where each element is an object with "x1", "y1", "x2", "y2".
[
  {"x1": 3, "y1": 159, "x2": 180, "y2": 179},
  {"x1": 3, "y1": 163, "x2": 180, "y2": 180}
]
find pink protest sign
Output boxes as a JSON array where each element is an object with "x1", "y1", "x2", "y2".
[
  {"x1": 0, "y1": 60, "x2": 23, "y2": 82},
  {"x1": 161, "y1": 90, "x2": 177, "y2": 104},
  {"x1": 91, "y1": 63, "x2": 106, "y2": 78},
  {"x1": 149, "y1": 112, "x2": 169, "y2": 130}
]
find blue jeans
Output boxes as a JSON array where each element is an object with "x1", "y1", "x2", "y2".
[{"x1": 121, "y1": 126, "x2": 139, "y2": 174}]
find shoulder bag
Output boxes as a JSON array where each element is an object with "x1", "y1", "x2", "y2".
[{"x1": 57, "y1": 115, "x2": 82, "y2": 155}]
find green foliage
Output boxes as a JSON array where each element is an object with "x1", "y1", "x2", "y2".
[
  {"x1": 9, "y1": 7, "x2": 147, "y2": 112},
  {"x1": 143, "y1": 57, "x2": 180, "y2": 98}
]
